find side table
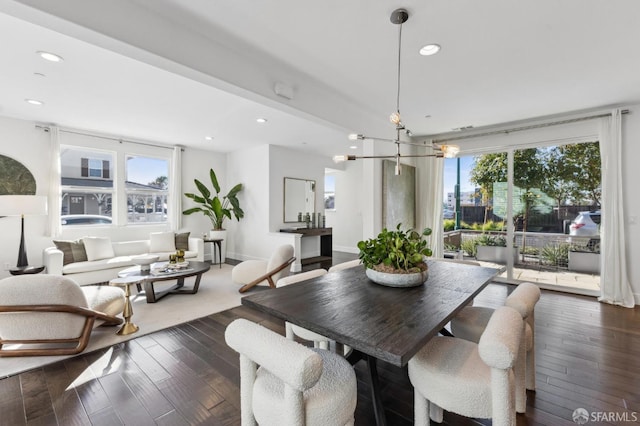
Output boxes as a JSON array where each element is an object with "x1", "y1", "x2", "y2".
[
  {"x1": 10, "y1": 265, "x2": 45, "y2": 275},
  {"x1": 109, "y1": 276, "x2": 141, "y2": 335},
  {"x1": 203, "y1": 238, "x2": 223, "y2": 268}
]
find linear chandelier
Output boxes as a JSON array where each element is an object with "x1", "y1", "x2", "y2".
[{"x1": 333, "y1": 8, "x2": 458, "y2": 175}]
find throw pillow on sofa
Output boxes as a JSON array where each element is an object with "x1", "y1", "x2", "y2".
[
  {"x1": 175, "y1": 232, "x2": 190, "y2": 250},
  {"x1": 53, "y1": 239, "x2": 88, "y2": 265},
  {"x1": 83, "y1": 237, "x2": 116, "y2": 261},
  {"x1": 150, "y1": 231, "x2": 177, "y2": 253}
]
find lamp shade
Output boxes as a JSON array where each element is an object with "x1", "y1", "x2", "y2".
[{"x1": 0, "y1": 195, "x2": 48, "y2": 216}]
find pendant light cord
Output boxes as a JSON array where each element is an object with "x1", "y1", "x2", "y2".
[{"x1": 396, "y1": 22, "x2": 403, "y2": 116}]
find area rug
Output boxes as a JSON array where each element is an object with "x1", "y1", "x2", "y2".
[{"x1": 0, "y1": 264, "x2": 242, "y2": 378}]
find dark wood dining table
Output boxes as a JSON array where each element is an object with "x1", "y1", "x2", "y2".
[{"x1": 241, "y1": 260, "x2": 501, "y2": 425}]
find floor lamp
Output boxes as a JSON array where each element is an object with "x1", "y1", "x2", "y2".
[{"x1": 0, "y1": 195, "x2": 48, "y2": 267}]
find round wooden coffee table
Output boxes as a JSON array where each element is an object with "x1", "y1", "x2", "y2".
[{"x1": 118, "y1": 261, "x2": 211, "y2": 303}]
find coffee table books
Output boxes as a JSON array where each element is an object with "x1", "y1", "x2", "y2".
[{"x1": 150, "y1": 262, "x2": 193, "y2": 276}]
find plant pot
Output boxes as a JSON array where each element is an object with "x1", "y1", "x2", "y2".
[
  {"x1": 568, "y1": 251, "x2": 600, "y2": 274},
  {"x1": 209, "y1": 229, "x2": 227, "y2": 263},
  {"x1": 365, "y1": 267, "x2": 428, "y2": 288},
  {"x1": 476, "y1": 246, "x2": 519, "y2": 264}
]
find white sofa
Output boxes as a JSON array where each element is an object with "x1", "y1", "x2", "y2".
[{"x1": 43, "y1": 235, "x2": 204, "y2": 286}]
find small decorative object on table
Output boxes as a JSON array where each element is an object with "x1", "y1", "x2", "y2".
[
  {"x1": 131, "y1": 255, "x2": 160, "y2": 273},
  {"x1": 176, "y1": 249, "x2": 185, "y2": 263},
  {"x1": 357, "y1": 223, "x2": 432, "y2": 287},
  {"x1": 169, "y1": 254, "x2": 177, "y2": 264}
]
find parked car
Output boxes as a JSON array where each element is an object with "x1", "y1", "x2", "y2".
[
  {"x1": 569, "y1": 210, "x2": 600, "y2": 251},
  {"x1": 443, "y1": 209, "x2": 455, "y2": 219},
  {"x1": 61, "y1": 214, "x2": 112, "y2": 225}
]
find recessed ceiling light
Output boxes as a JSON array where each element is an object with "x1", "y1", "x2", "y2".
[
  {"x1": 204, "y1": 136, "x2": 213, "y2": 141},
  {"x1": 419, "y1": 44, "x2": 441, "y2": 56},
  {"x1": 36, "y1": 51, "x2": 64, "y2": 62},
  {"x1": 349, "y1": 145, "x2": 358, "y2": 150},
  {"x1": 25, "y1": 99, "x2": 44, "y2": 106},
  {"x1": 256, "y1": 118, "x2": 267, "y2": 123}
]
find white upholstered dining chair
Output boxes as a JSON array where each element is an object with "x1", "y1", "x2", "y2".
[
  {"x1": 276, "y1": 269, "x2": 330, "y2": 349},
  {"x1": 408, "y1": 306, "x2": 523, "y2": 426},
  {"x1": 225, "y1": 318, "x2": 357, "y2": 426},
  {"x1": 450, "y1": 282, "x2": 541, "y2": 413},
  {"x1": 328, "y1": 259, "x2": 361, "y2": 273},
  {"x1": 276, "y1": 269, "x2": 351, "y2": 356}
]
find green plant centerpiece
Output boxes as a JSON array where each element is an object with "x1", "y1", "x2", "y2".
[
  {"x1": 182, "y1": 168, "x2": 244, "y2": 230},
  {"x1": 357, "y1": 224, "x2": 433, "y2": 287}
]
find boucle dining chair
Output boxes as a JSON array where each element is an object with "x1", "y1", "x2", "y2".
[
  {"x1": 277, "y1": 269, "x2": 330, "y2": 349},
  {"x1": 225, "y1": 318, "x2": 357, "y2": 426},
  {"x1": 276, "y1": 269, "x2": 351, "y2": 356},
  {"x1": 408, "y1": 306, "x2": 523, "y2": 426},
  {"x1": 233, "y1": 244, "x2": 295, "y2": 293},
  {"x1": 328, "y1": 259, "x2": 361, "y2": 273},
  {"x1": 0, "y1": 274, "x2": 125, "y2": 356},
  {"x1": 450, "y1": 282, "x2": 541, "y2": 413}
]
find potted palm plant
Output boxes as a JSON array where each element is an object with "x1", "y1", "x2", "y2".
[
  {"x1": 357, "y1": 224, "x2": 432, "y2": 287},
  {"x1": 183, "y1": 168, "x2": 244, "y2": 261}
]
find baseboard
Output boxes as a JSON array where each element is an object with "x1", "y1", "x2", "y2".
[{"x1": 334, "y1": 245, "x2": 359, "y2": 254}]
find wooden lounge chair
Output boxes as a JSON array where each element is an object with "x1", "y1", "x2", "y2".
[
  {"x1": 0, "y1": 274, "x2": 125, "y2": 357},
  {"x1": 232, "y1": 244, "x2": 295, "y2": 293}
]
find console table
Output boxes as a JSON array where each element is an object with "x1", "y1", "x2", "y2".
[{"x1": 280, "y1": 227, "x2": 332, "y2": 266}]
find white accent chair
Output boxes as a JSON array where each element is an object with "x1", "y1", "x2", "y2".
[
  {"x1": 232, "y1": 244, "x2": 295, "y2": 293},
  {"x1": 408, "y1": 306, "x2": 523, "y2": 426},
  {"x1": 0, "y1": 274, "x2": 125, "y2": 356},
  {"x1": 450, "y1": 282, "x2": 541, "y2": 413},
  {"x1": 225, "y1": 318, "x2": 357, "y2": 426},
  {"x1": 276, "y1": 269, "x2": 351, "y2": 356},
  {"x1": 328, "y1": 259, "x2": 361, "y2": 273}
]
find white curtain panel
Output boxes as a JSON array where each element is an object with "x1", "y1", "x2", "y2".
[
  {"x1": 598, "y1": 109, "x2": 635, "y2": 307},
  {"x1": 170, "y1": 145, "x2": 183, "y2": 230},
  {"x1": 418, "y1": 152, "x2": 444, "y2": 258},
  {"x1": 47, "y1": 126, "x2": 61, "y2": 237}
]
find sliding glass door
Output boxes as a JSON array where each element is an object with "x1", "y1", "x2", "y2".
[{"x1": 443, "y1": 140, "x2": 601, "y2": 295}]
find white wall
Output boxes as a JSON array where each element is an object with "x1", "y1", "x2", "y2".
[
  {"x1": 268, "y1": 145, "x2": 331, "y2": 232},
  {"x1": 226, "y1": 144, "x2": 335, "y2": 265},
  {"x1": 326, "y1": 160, "x2": 364, "y2": 253},
  {"x1": 225, "y1": 144, "x2": 270, "y2": 261}
]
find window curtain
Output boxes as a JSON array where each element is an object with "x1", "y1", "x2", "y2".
[
  {"x1": 47, "y1": 126, "x2": 61, "y2": 237},
  {"x1": 418, "y1": 151, "x2": 444, "y2": 258},
  {"x1": 169, "y1": 145, "x2": 183, "y2": 230},
  {"x1": 598, "y1": 109, "x2": 634, "y2": 307}
]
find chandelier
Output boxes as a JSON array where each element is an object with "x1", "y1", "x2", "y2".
[{"x1": 333, "y1": 8, "x2": 459, "y2": 175}]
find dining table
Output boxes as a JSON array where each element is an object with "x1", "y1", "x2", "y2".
[{"x1": 241, "y1": 259, "x2": 502, "y2": 426}]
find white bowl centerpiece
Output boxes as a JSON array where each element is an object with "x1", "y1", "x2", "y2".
[
  {"x1": 357, "y1": 224, "x2": 432, "y2": 287},
  {"x1": 131, "y1": 254, "x2": 160, "y2": 273}
]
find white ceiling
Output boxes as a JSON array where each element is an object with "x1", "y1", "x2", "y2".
[{"x1": 1, "y1": 0, "x2": 640, "y2": 159}]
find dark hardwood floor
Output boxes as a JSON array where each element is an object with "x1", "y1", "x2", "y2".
[{"x1": 1, "y1": 282, "x2": 639, "y2": 425}]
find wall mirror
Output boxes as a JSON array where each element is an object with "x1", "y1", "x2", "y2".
[{"x1": 283, "y1": 177, "x2": 315, "y2": 222}]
